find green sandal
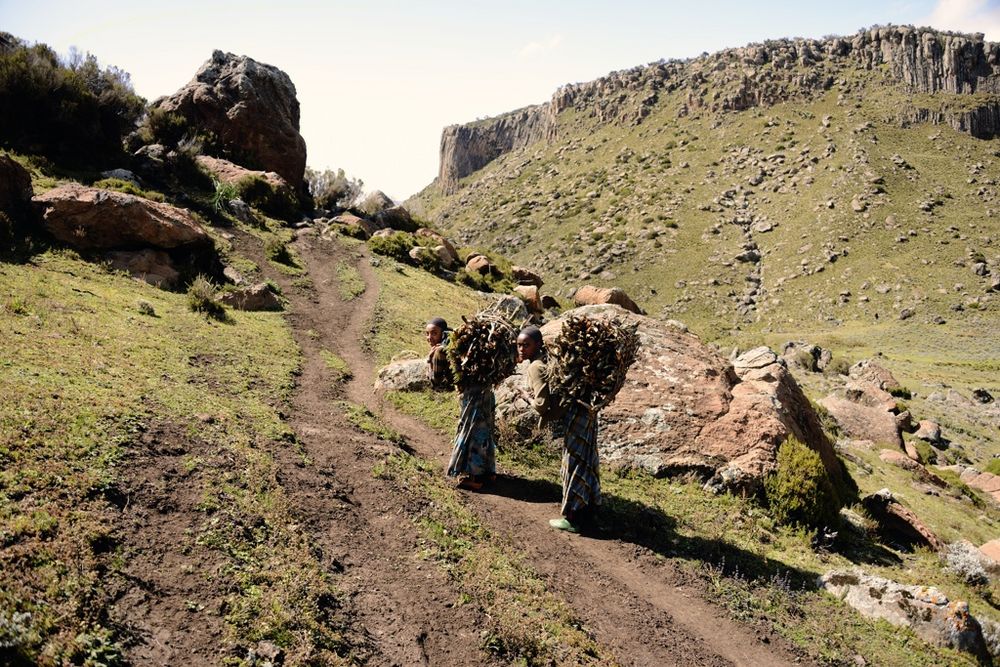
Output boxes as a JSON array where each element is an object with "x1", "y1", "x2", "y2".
[{"x1": 548, "y1": 518, "x2": 578, "y2": 533}]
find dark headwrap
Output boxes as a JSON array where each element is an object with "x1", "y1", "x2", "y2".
[{"x1": 427, "y1": 317, "x2": 449, "y2": 331}]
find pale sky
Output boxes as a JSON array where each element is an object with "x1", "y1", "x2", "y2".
[{"x1": 2, "y1": 0, "x2": 998, "y2": 199}]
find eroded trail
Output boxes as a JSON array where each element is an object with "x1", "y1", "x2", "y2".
[
  {"x1": 288, "y1": 231, "x2": 810, "y2": 666},
  {"x1": 253, "y1": 231, "x2": 498, "y2": 666}
]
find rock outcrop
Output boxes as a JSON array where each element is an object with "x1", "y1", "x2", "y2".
[
  {"x1": 217, "y1": 283, "x2": 282, "y2": 311},
  {"x1": 494, "y1": 305, "x2": 851, "y2": 495},
  {"x1": 151, "y1": 50, "x2": 307, "y2": 190},
  {"x1": 435, "y1": 26, "x2": 1000, "y2": 190},
  {"x1": 33, "y1": 184, "x2": 210, "y2": 251},
  {"x1": 0, "y1": 155, "x2": 33, "y2": 221},
  {"x1": 572, "y1": 285, "x2": 643, "y2": 314},
  {"x1": 820, "y1": 570, "x2": 988, "y2": 659},
  {"x1": 195, "y1": 155, "x2": 292, "y2": 193},
  {"x1": 374, "y1": 358, "x2": 430, "y2": 392},
  {"x1": 862, "y1": 488, "x2": 943, "y2": 551},
  {"x1": 438, "y1": 105, "x2": 556, "y2": 193}
]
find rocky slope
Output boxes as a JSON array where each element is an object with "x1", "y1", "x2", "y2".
[{"x1": 431, "y1": 26, "x2": 1000, "y2": 194}]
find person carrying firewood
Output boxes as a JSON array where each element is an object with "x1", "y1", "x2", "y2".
[
  {"x1": 519, "y1": 318, "x2": 638, "y2": 534},
  {"x1": 445, "y1": 312, "x2": 517, "y2": 491},
  {"x1": 425, "y1": 317, "x2": 453, "y2": 391}
]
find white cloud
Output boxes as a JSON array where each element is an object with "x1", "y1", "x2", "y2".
[
  {"x1": 922, "y1": 0, "x2": 1000, "y2": 40},
  {"x1": 517, "y1": 34, "x2": 563, "y2": 58}
]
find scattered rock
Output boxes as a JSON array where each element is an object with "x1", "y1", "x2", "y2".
[
  {"x1": 573, "y1": 285, "x2": 644, "y2": 314},
  {"x1": 466, "y1": 254, "x2": 495, "y2": 275},
  {"x1": 819, "y1": 570, "x2": 987, "y2": 658},
  {"x1": 374, "y1": 359, "x2": 430, "y2": 392},
  {"x1": 980, "y1": 539, "x2": 1000, "y2": 564},
  {"x1": 849, "y1": 359, "x2": 902, "y2": 393},
  {"x1": 415, "y1": 228, "x2": 459, "y2": 267},
  {"x1": 512, "y1": 284, "x2": 542, "y2": 313},
  {"x1": 216, "y1": 283, "x2": 282, "y2": 311},
  {"x1": 195, "y1": 155, "x2": 292, "y2": 195},
  {"x1": 914, "y1": 420, "x2": 942, "y2": 443},
  {"x1": 374, "y1": 205, "x2": 417, "y2": 232},
  {"x1": 861, "y1": 488, "x2": 943, "y2": 551},
  {"x1": 973, "y1": 388, "x2": 994, "y2": 404}
]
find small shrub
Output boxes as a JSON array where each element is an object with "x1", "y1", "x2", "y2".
[
  {"x1": 764, "y1": 435, "x2": 840, "y2": 529},
  {"x1": 3, "y1": 295, "x2": 29, "y2": 315},
  {"x1": 984, "y1": 458, "x2": 1000, "y2": 476},
  {"x1": 264, "y1": 237, "x2": 293, "y2": 265},
  {"x1": 211, "y1": 179, "x2": 239, "y2": 212},
  {"x1": 793, "y1": 350, "x2": 817, "y2": 371},
  {"x1": 889, "y1": 387, "x2": 912, "y2": 399},
  {"x1": 264, "y1": 279, "x2": 282, "y2": 296},
  {"x1": 186, "y1": 275, "x2": 226, "y2": 320},
  {"x1": 368, "y1": 232, "x2": 415, "y2": 263},
  {"x1": 236, "y1": 174, "x2": 298, "y2": 222},
  {"x1": 824, "y1": 357, "x2": 851, "y2": 376},
  {"x1": 136, "y1": 300, "x2": 155, "y2": 316},
  {"x1": 810, "y1": 400, "x2": 840, "y2": 438},
  {"x1": 913, "y1": 439, "x2": 936, "y2": 465},
  {"x1": 339, "y1": 223, "x2": 367, "y2": 240}
]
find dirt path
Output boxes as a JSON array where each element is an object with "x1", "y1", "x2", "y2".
[
  {"x1": 241, "y1": 230, "x2": 500, "y2": 666},
  {"x1": 288, "y1": 231, "x2": 813, "y2": 667}
]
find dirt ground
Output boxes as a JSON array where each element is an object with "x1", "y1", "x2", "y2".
[
  {"x1": 107, "y1": 227, "x2": 812, "y2": 665},
  {"x1": 279, "y1": 229, "x2": 813, "y2": 666}
]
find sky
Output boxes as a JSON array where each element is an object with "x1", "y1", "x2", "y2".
[{"x1": 2, "y1": 0, "x2": 998, "y2": 199}]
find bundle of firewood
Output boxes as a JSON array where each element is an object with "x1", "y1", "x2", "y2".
[
  {"x1": 447, "y1": 313, "x2": 518, "y2": 390},
  {"x1": 547, "y1": 315, "x2": 640, "y2": 410}
]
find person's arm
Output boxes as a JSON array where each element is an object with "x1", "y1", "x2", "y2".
[{"x1": 527, "y1": 360, "x2": 557, "y2": 419}]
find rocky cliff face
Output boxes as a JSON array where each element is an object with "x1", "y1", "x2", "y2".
[
  {"x1": 152, "y1": 50, "x2": 307, "y2": 191},
  {"x1": 436, "y1": 26, "x2": 1000, "y2": 192},
  {"x1": 438, "y1": 105, "x2": 555, "y2": 194}
]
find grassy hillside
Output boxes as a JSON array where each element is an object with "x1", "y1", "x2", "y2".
[{"x1": 409, "y1": 61, "x2": 999, "y2": 459}]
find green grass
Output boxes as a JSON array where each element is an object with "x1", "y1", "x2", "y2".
[
  {"x1": 385, "y1": 389, "x2": 458, "y2": 434},
  {"x1": 367, "y1": 257, "x2": 490, "y2": 366},
  {"x1": 337, "y1": 401, "x2": 405, "y2": 444},
  {"x1": 335, "y1": 260, "x2": 366, "y2": 301},
  {"x1": 0, "y1": 248, "x2": 354, "y2": 664},
  {"x1": 320, "y1": 349, "x2": 353, "y2": 381}
]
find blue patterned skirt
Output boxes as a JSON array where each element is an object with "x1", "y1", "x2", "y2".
[{"x1": 447, "y1": 386, "x2": 496, "y2": 478}]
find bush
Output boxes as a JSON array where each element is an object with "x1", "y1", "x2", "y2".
[
  {"x1": 368, "y1": 232, "x2": 415, "y2": 263},
  {"x1": 236, "y1": 174, "x2": 298, "y2": 222},
  {"x1": 136, "y1": 107, "x2": 187, "y2": 147},
  {"x1": 764, "y1": 436, "x2": 840, "y2": 529},
  {"x1": 136, "y1": 299, "x2": 155, "y2": 316},
  {"x1": 0, "y1": 36, "x2": 145, "y2": 166},
  {"x1": 186, "y1": 275, "x2": 226, "y2": 320},
  {"x1": 889, "y1": 386, "x2": 912, "y2": 399},
  {"x1": 823, "y1": 357, "x2": 851, "y2": 376},
  {"x1": 984, "y1": 458, "x2": 1000, "y2": 476},
  {"x1": 264, "y1": 237, "x2": 293, "y2": 265},
  {"x1": 211, "y1": 179, "x2": 239, "y2": 212},
  {"x1": 305, "y1": 167, "x2": 363, "y2": 210},
  {"x1": 339, "y1": 223, "x2": 367, "y2": 240}
]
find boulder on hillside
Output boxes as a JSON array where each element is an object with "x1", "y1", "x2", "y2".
[
  {"x1": 915, "y1": 419, "x2": 942, "y2": 443},
  {"x1": 467, "y1": 254, "x2": 496, "y2": 276},
  {"x1": 33, "y1": 184, "x2": 211, "y2": 251},
  {"x1": 106, "y1": 249, "x2": 180, "y2": 288},
  {"x1": 819, "y1": 381, "x2": 903, "y2": 448},
  {"x1": 573, "y1": 285, "x2": 644, "y2": 314},
  {"x1": 151, "y1": 50, "x2": 307, "y2": 190},
  {"x1": 512, "y1": 284, "x2": 542, "y2": 313},
  {"x1": 357, "y1": 190, "x2": 395, "y2": 216},
  {"x1": 512, "y1": 265, "x2": 544, "y2": 287},
  {"x1": 374, "y1": 358, "x2": 430, "y2": 392},
  {"x1": 217, "y1": 283, "x2": 282, "y2": 311},
  {"x1": 849, "y1": 359, "x2": 903, "y2": 393},
  {"x1": 195, "y1": 155, "x2": 292, "y2": 193},
  {"x1": 862, "y1": 488, "x2": 943, "y2": 551},
  {"x1": 374, "y1": 205, "x2": 417, "y2": 232},
  {"x1": 415, "y1": 228, "x2": 459, "y2": 267},
  {"x1": 495, "y1": 305, "x2": 851, "y2": 496},
  {"x1": 819, "y1": 570, "x2": 988, "y2": 659},
  {"x1": 330, "y1": 212, "x2": 382, "y2": 239}
]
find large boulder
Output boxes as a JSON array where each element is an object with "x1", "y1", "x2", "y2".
[
  {"x1": 357, "y1": 190, "x2": 395, "y2": 216},
  {"x1": 819, "y1": 570, "x2": 988, "y2": 659},
  {"x1": 512, "y1": 285, "x2": 542, "y2": 314},
  {"x1": 33, "y1": 184, "x2": 210, "y2": 251},
  {"x1": 496, "y1": 305, "x2": 850, "y2": 495},
  {"x1": 573, "y1": 285, "x2": 644, "y2": 314},
  {"x1": 0, "y1": 155, "x2": 33, "y2": 220},
  {"x1": 195, "y1": 155, "x2": 292, "y2": 193},
  {"x1": 849, "y1": 359, "x2": 903, "y2": 393},
  {"x1": 374, "y1": 205, "x2": 417, "y2": 232},
  {"x1": 217, "y1": 283, "x2": 282, "y2": 311},
  {"x1": 862, "y1": 488, "x2": 943, "y2": 551},
  {"x1": 512, "y1": 265, "x2": 543, "y2": 287},
  {"x1": 330, "y1": 212, "x2": 381, "y2": 239},
  {"x1": 415, "y1": 228, "x2": 459, "y2": 267},
  {"x1": 151, "y1": 50, "x2": 307, "y2": 190},
  {"x1": 819, "y1": 381, "x2": 903, "y2": 448},
  {"x1": 374, "y1": 359, "x2": 430, "y2": 392}
]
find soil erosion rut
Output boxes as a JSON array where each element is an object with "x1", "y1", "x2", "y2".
[{"x1": 287, "y1": 232, "x2": 810, "y2": 667}]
